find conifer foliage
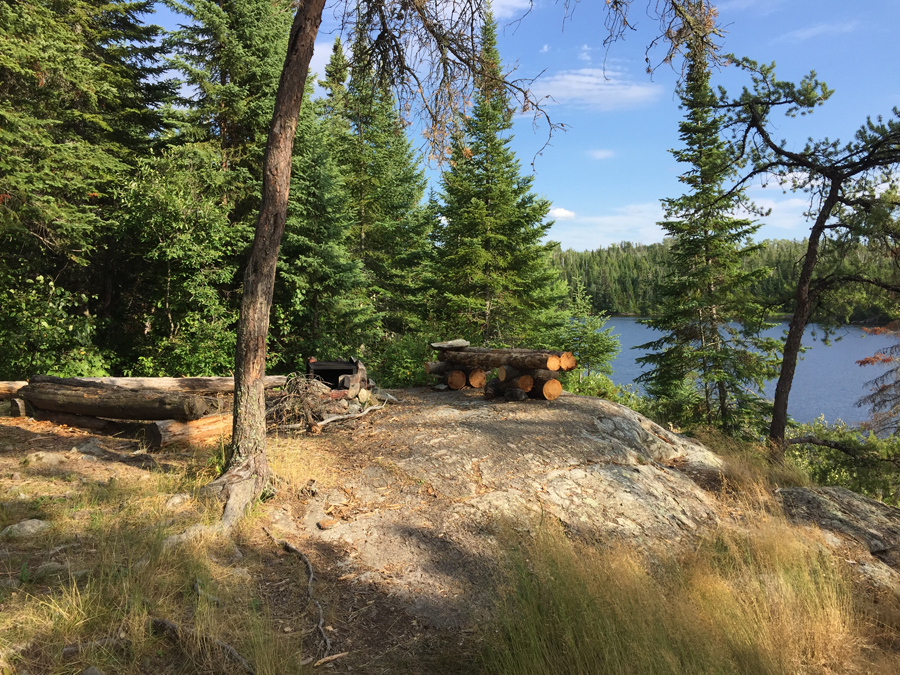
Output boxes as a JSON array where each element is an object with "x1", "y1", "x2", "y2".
[
  {"x1": 637, "y1": 29, "x2": 780, "y2": 432},
  {"x1": 434, "y1": 13, "x2": 564, "y2": 346}
]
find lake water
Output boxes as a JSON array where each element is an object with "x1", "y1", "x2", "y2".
[{"x1": 605, "y1": 317, "x2": 896, "y2": 426}]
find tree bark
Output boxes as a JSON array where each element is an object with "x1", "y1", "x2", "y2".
[
  {"x1": 18, "y1": 382, "x2": 214, "y2": 421},
  {"x1": 424, "y1": 361, "x2": 454, "y2": 375},
  {"x1": 440, "y1": 350, "x2": 560, "y2": 371},
  {"x1": 206, "y1": 0, "x2": 327, "y2": 527},
  {"x1": 28, "y1": 375, "x2": 285, "y2": 394},
  {"x1": 484, "y1": 377, "x2": 502, "y2": 400},
  {"x1": 147, "y1": 414, "x2": 233, "y2": 449},
  {"x1": 504, "y1": 388, "x2": 527, "y2": 401},
  {"x1": 768, "y1": 180, "x2": 841, "y2": 455}
]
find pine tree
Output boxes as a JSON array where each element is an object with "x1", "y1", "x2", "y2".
[
  {"x1": 434, "y1": 13, "x2": 565, "y2": 346},
  {"x1": 636, "y1": 31, "x2": 779, "y2": 433}
]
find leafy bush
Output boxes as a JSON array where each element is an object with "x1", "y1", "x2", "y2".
[
  {"x1": 787, "y1": 416, "x2": 900, "y2": 505},
  {"x1": 0, "y1": 276, "x2": 107, "y2": 379},
  {"x1": 364, "y1": 333, "x2": 434, "y2": 388}
]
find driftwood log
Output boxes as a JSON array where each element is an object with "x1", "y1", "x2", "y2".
[
  {"x1": 146, "y1": 414, "x2": 232, "y2": 449},
  {"x1": 19, "y1": 381, "x2": 215, "y2": 421},
  {"x1": 529, "y1": 377, "x2": 563, "y2": 401},
  {"x1": 27, "y1": 375, "x2": 286, "y2": 394}
]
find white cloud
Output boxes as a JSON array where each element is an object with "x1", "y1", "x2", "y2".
[
  {"x1": 549, "y1": 207, "x2": 576, "y2": 220},
  {"x1": 578, "y1": 45, "x2": 593, "y2": 63},
  {"x1": 491, "y1": 0, "x2": 533, "y2": 19},
  {"x1": 534, "y1": 67, "x2": 663, "y2": 111},
  {"x1": 308, "y1": 40, "x2": 338, "y2": 95},
  {"x1": 540, "y1": 44, "x2": 550, "y2": 54},
  {"x1": 588, "y1": 149, "x2": 615, "y2": 160},
  {"x1": 776, "y1": 21, "x2": 858, "y2": 42},
  {"x1": 548, "y1": 203, "x2": 666, "y2": 250}
]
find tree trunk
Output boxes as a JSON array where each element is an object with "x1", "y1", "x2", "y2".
[
  {"x1": 769, "y1": 181, "x2": 841, "y2": 457},
  {"x1": 207, "y1": 0, "x2": 327, "y2": 526},
  {"x1": 29, "y1": 408, "x2": 145, "y2": 436},
  {"x1": 147, "y1": 414, "x2": 233, "y2": 449},
  {"x1": 28, "y1": 375, "x2": 285, "y2": 394},
  {"x1": 18, "y1": 382, "x2": 214, "y2": 421}
]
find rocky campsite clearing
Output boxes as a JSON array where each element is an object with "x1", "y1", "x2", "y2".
[{"x1": 2, "y1": 389, "x2": 900, "y2": 674}]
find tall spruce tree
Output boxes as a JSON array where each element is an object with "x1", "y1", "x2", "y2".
[
  {"x1": 434, "y1": 13, "x2": 565, "y2": 346},
  {"x1": 269, "y1": 78, "x2": 373, "y2": 369},
  {"x1": 636, "y1": 31, "x2": 779, "y2": 432},
  {"x1": 329, "y1": 28, "x2": 430, "y2": 334}
]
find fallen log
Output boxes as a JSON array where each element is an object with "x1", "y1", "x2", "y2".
[
  {"x1": 146, "y1": 414, "x2": 232, "y2": 449},
  {"x1": 529, "y1": 378, "x2": 563, "y2": 401},
  {"x1": 27, "y1": 375, "x2": 286, "y2": 394},
  {"x1": 440, "y1": 350, "x2": 560, "y2": 371},
  {"x1": 0, "y1": 381, "x2": 28, "y2": 398},
  {"x1": 19, "y1": 382, "x2": 214, "y2": 421},
  {"x1": 10, "y1": 398, "x2": 31, "y2": 417},
  {"x1": 500, "y1": 366, "x2": 560, "y2": 382},
  {"x1": 437, "y1": 370, "x2": 468, "y2": 390},
  {"x1": 504, "y1": 387, "x2": 528, "y2": 401},
  {"x1": 423, "y1": 361, "x2": 454, "y2": 375},
  {"x1": 30, "y1": 409, "x2": 146, "y2": 436},
  {"x1": 483, "y1": 378, "x2": 502, "y2": 401}
]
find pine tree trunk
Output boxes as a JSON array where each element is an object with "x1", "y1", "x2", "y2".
[
  {"x1": 769, "y1": 182, "x2": 841, "y2": 458},
  {"x1": 206, "y1": 0, "x2": 327, "y2": 526}
]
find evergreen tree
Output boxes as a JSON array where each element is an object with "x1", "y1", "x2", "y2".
[
  {"x1": 269, "y1": 79, "x2": 373, "y2": 369},
  {"x1": 0, "y1": 0, "x2": 174, "y2": 377},
  {"x1": 636, "y1": 30, "x2": 780, "y2": 433},
  {"x1": 325, "y1": 28, "x2": 430, "y2": 335},
  {"x1": 434, "y1": 13, "x2": 565, "y2": 346}
]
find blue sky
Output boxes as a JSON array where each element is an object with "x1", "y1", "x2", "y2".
[{"x1": 153, "y1": 1, "x2": 900, "y2": 251}]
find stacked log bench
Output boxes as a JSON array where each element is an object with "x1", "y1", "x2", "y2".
[
  {"x1": 3, "y1": 375, "x2": 286, "y2": 449},
  {"x1": 426, "y1": 341, "x2": 576, "y2": 401}
]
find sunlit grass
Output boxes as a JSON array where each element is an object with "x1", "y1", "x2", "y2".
[{"x1": 482, "y1": 518, "x2": 900, "y2": 675}]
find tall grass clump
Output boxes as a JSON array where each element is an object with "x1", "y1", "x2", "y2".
[{"x1": 483, "y1": 520, "x2": 895, "y2": 675}]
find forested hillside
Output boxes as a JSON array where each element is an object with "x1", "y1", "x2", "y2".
[{"x1": 553, "y1": 238, "x2": 900, "y2": 322}]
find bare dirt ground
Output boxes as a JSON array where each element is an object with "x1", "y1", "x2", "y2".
[{"x1": 2, "y1": 389, "x2": 900, "y2": 674}]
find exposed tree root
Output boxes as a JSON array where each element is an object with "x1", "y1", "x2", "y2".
[{"x1": 263, "y1": 527, "x2": 332, "y2": 659}]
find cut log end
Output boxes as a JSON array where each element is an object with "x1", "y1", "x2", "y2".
[
  {"x1": 467, "y1": 368, "x2": 487, "y2": 389},
  {"x1": 529, "y1": 378, "x2": 563, "y2": 401}
]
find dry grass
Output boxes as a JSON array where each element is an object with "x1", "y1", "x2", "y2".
[
  {"x1": 0, "y1": 447, "x2": 314, "y2": 675},
  {"x1": 482, "y1": 516, "x2": 900, "y2": 675}
]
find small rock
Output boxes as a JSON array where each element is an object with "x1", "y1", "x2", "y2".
[
  {"x1": 75, "y1": 439, "x2": 105, "y2": 456},
  {"x1": 26, "y1": 451, "x2": 65, "y2": 466},
  {"x1": 433, "y1": 383, "x2": 449, "y2": 391},
  {"x1": 81, "y1": 667, "x2": 105, "y2": 675},
  {"x1": 164, "y1": 493, "x2": 190, "y2": 510},
  {"x1": 317, "y1": 518, "x2": 341, "y2": 530},
  {"x1": 1, "y1": 519, "x2": 51, "y2": 539},
  {"x1": 80, "y1": 454, "x2": 99, "y2": 462},
  {"x1": 11, "y1": 472, "x2": 21, "y2": 481},
  {"x1": 0, "y1": 577, "x2": 21, "y2": 589},
  {"x1": 357, "y1": 388, "x2": 371, "y2": 404}
]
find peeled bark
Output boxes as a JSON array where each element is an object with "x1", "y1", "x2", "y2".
[
  {"x1": 440, "y1": 350, "x2": 560, "y2": 371},
  {"x1": 529, "y1": 378, "x2": 563, "y2": 401},
  {"x1": 0, "y1": 382, "x2": 27, "y2": 398},
  {"x1": 206, "y1": 0, "x2": 327, "y2": 527},
  {"x1": 18, "y1": 382, "x2": 213, "y2": 421},
  {"x1": 147, "y1": 414, "x2": 233, "y2": 449}
]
